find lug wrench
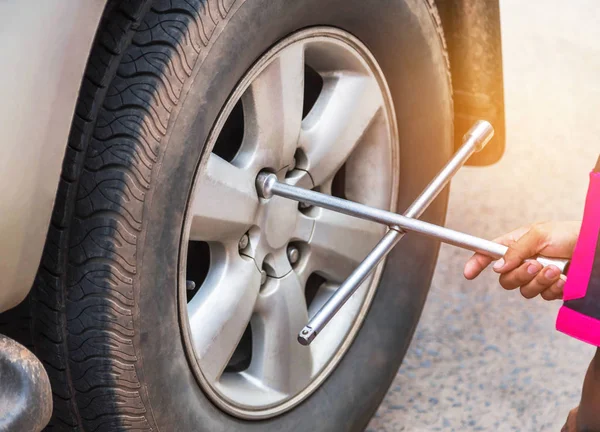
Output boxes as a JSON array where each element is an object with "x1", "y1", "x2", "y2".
[{"x1": 256, "y1": 121, "x2": 570, "y2": 346}]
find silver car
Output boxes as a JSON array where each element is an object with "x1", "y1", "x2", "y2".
[{"x1": 0, "y1": 0, "x2": 505, "y2": 430}]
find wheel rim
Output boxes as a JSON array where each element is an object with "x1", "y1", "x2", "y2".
[{"x1": 179, "y1": 27, "x2": 399, "y2": 419}]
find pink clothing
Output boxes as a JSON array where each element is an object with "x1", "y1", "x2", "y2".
[{"x1": 556, "y1": 167, "x2": 600, "y2": 346}]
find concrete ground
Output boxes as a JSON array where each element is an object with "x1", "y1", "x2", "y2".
[{"x1": 367, "y1": 0, "x2": 600, "y2": 430}]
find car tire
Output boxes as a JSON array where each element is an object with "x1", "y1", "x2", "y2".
[{"x1": 1, "y1": 0, "x2": 453, "y2": 430}]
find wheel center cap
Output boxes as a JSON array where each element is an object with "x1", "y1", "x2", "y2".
[{"x1": 258, "y1": 194, "x2": 298, "y2": 250}]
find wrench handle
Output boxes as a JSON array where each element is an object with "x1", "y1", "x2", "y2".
[
  {"x1": 261, "y1": 173, "x2": 571, "y2": 275},
  {"x1": 394, "y1": 224, "x2": 570, "y2": 274},
  {"x1": 534, "y1": 256, "x2": 570, "y2": 274}
]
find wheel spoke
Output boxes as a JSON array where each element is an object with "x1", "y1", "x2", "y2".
[
  {"x1": 306, "y1": 209, "x2": 385, "y2": 283},
  {"x1": 218, "y1": 372, "x2": 287, "y2": 407},
  {"x1": 307, "y1": 282, "x2": 338, "y2": 319},
  {"x1": 187, "y1": 248, "x2": 261, "y2": 383},
  {"x1": 291, "y1": 212, "x2": 314, "y2": 243},
  {"x1": 249, "y1": 272, "x2": 314, "y2": 395},
  {"x1": 189, "y1": 154, "x2": 259, "y2": 242},
  {"x1": 298, "y1": 74, "x2": 384, "y2": 186},
  {"x1": 306, "y1": 280, "x2": 371, "y2": 372},
  {"x1": 235, "y1": 43, "x2": 305, "y2": 173}
]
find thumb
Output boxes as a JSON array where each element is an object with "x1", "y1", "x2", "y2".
[{"x1": 494, "y1": 226, "x2": 548, "y2": 273}]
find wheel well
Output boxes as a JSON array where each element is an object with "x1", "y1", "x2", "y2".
[{"x1": 435, "y1": 0, "x2": 506, "y2": 165}]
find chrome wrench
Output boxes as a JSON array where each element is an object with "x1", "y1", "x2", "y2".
[{"x1": 255, "y1": 121, "x2": 570, "y2": 345}]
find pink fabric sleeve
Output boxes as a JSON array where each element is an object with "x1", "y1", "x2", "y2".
[
  {"x1": 556, "y1": 170, "x2": 600, "y2": 346},
  {"x1": 557, "y1": 306, "x2": 600, "y2": 347},
  {"x1": 562, "y1": 172, "x2": 600, "y2": 301}
]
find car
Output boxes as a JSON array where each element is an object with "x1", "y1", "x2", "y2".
[{"x1": 0, "y1": 0, "x2": 506, "y2": 430}]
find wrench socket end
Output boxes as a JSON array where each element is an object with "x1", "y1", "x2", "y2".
[
  {"x1": 297, "y1": 326, "x2": 316, "y2": 346},
  {"x1": 464, "y1": 120, "x2": 495, "y2": 152},
  {"x1": 256, "y1": 172, "x2": 277, "y2": 199}
]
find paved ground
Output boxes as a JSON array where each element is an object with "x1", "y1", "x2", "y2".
[{"x1": 368, "y1": 1, "x2": 600, "y2": 430}]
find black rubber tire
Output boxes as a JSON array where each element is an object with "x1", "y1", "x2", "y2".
[{"x1": 1, "y1": 0, "x2": 453, "y2": 430}]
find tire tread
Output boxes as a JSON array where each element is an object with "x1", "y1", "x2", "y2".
[{"x1": 7, "y1": 0, "x2": 235, "y2": 430}]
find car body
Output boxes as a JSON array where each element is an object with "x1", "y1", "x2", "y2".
[{"x1": 0, "y1": 1, "x2": 107, "y2": 312}]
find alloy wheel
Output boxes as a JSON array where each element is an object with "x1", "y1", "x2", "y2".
[{"x1": 179, "y1": 27, "x2": 399, "y2": 419}]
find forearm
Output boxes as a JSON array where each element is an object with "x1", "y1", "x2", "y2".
[{"x1": 577, "y1": 348, "x2": 600, "y2": 431}]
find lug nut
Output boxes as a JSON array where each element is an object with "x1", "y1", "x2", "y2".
[
  {"x1": 287, "y1": 245, "x2": 300, "y2": 265},
  {"x1": 186, "y1": 280, "x2": 196, "y2": 291},
  {"x1": 260, "y1": 269, "x2": 267, "y2": 285},
  {"x1": 238, "y1": 233, "x2": 249, "y2": 250}
]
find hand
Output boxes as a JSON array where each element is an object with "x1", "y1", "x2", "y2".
[{"x1": 463, "y1": 221, "x2": 581, "y2": 300}]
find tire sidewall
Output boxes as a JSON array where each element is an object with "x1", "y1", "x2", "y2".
[{"x1": 137, "y1": 0, "x2": 453, "y2": 430}]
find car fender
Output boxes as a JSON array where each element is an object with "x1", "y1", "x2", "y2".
[{"x1": 0, "y1": 0, "x2": 107, "y2": 312}]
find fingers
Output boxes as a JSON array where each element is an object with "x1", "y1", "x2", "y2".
[
  {"x1": 518, "y1": 265, "x2": 562, "y2": 299},
  {"x1": 464, "y1": 253, "x2": 494, "y2": 280},
  {"x1": 462, "y1": 223, "x2": 569, "y2": 301},
  {"x1": 494, "y1": 225, "x2": 549, "y2": 274},
  {"x1": 463, "y1": 226, "x2": 532, "y2": 280},
  {"x1": 498, "y1": 261, "x2": 543, "y2": 290},
  {"x1": 539, "y1": 275, "x2": 565, "y2": 301},
  {"x1": 497, "y1": 262, "x2": 564, "y2": 300}
]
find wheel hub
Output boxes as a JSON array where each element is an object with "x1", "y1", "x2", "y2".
[
  {"x1": 254, "y1": 177, "x2": 309, "y2": 272},
  {"x1": 260, "y1": 195, "x2": 297, "y2": 251},
  {"x1": 179, "y1": 27, "x2": 399, "y2": 420},
  {"x1": 242, "y1": 171, "x2": 314, "y2": 277}
]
